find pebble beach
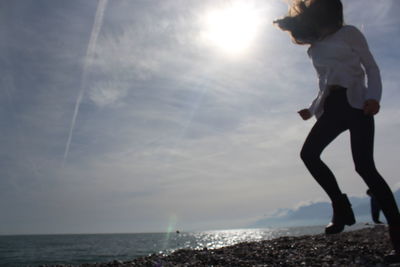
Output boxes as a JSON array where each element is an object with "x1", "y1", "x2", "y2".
[{"x1": 42, "y1": 225, "x2": 400, "y2": 267}]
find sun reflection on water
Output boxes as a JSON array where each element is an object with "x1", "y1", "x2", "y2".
[
  {"x1": 191, "y1": 228, "x2": 266, "y2": 250},
  {"x1": 158, "y1": 225, "x2": 327, "y2": 256}
]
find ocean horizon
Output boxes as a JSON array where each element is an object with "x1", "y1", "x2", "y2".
[{"x1": 0, "y1": 224, "x2": 371, "y2": 267}]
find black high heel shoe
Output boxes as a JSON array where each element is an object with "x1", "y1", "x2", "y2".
[
  {"x1": 385, "y1": 225, "x2": 400, "y2": 263},
  {"x1": 325, "y1": 194, "x2": 356, "y2": 235}
]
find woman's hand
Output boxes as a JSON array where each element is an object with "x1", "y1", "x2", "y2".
[
  {"x1": 363, "y1": 99, "x2": 380, "y2": 115},
  {"x1": 298, "y1": 109, "x2": 312, "y2": 120}
]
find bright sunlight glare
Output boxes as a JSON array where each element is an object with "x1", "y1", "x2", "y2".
[{"x1": 201, "y1": 2, "x2": 263, "y2": 56}]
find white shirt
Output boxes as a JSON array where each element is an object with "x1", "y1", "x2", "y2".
[{"x1": 307, "y1": 25, "x2": 382, "y2": 118}]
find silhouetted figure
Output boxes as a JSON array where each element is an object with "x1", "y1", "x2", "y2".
[
  {"x1": 367, "y1": 189, "x2": 383, "y2": 224},
  {"x1": 274, "y1": 0, "x2": 400, "y2": 263}
]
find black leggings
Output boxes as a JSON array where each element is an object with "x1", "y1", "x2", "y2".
[{"x1": 300, "y1": 88, "x2": 400, "y2": 225}]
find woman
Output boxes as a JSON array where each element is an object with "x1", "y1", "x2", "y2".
[{"x1": 274, "y1": 0, "x2": 400, "y2": 262}]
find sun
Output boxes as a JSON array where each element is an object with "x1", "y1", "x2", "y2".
[{"x1": 201, "y1": 2, "x2": 263, "y2": 56}]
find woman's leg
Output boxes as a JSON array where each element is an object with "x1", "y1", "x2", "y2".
[
  {"x1": 301, "y1": 111, "x2": 355, "y2": 234},
  {"x1": 300, "y1": 113, "x2": 347, "y2": 202},
  {"x1": 349, "y1": 114, "x2": 400, "y2": 225}
]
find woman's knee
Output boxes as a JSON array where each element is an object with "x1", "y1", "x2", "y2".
[
  {"x1": 354, "y1": 161, "x2": 378, "y2": 178},
  {"x1": 300, "y1": 146, "x2": 319, "y2": 163}
]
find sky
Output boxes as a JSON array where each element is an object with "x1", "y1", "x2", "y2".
[{"x1": 1, "y1": 0, "x2": 400, "y2": 235}]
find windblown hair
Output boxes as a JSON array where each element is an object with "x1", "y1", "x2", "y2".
[{"x1": 274, "y1": 0, "x2": 343, "y2": 44}]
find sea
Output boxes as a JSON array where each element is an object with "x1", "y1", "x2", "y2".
[{"x1": 0, "y1": 224, "x2": 369, "y2": 267}]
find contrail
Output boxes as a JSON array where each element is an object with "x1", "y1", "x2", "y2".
[{"x1": 63, "y1": 0, "x2": 108, "y2": 165}]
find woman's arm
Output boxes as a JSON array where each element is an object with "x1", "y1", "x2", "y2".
[{"x1": 343, "y1": 25, "x2": 382, "y2": 102}]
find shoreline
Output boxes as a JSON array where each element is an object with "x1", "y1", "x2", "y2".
[{"x1": 41, "y1": 225, "x2": 399, "y2": 267}]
